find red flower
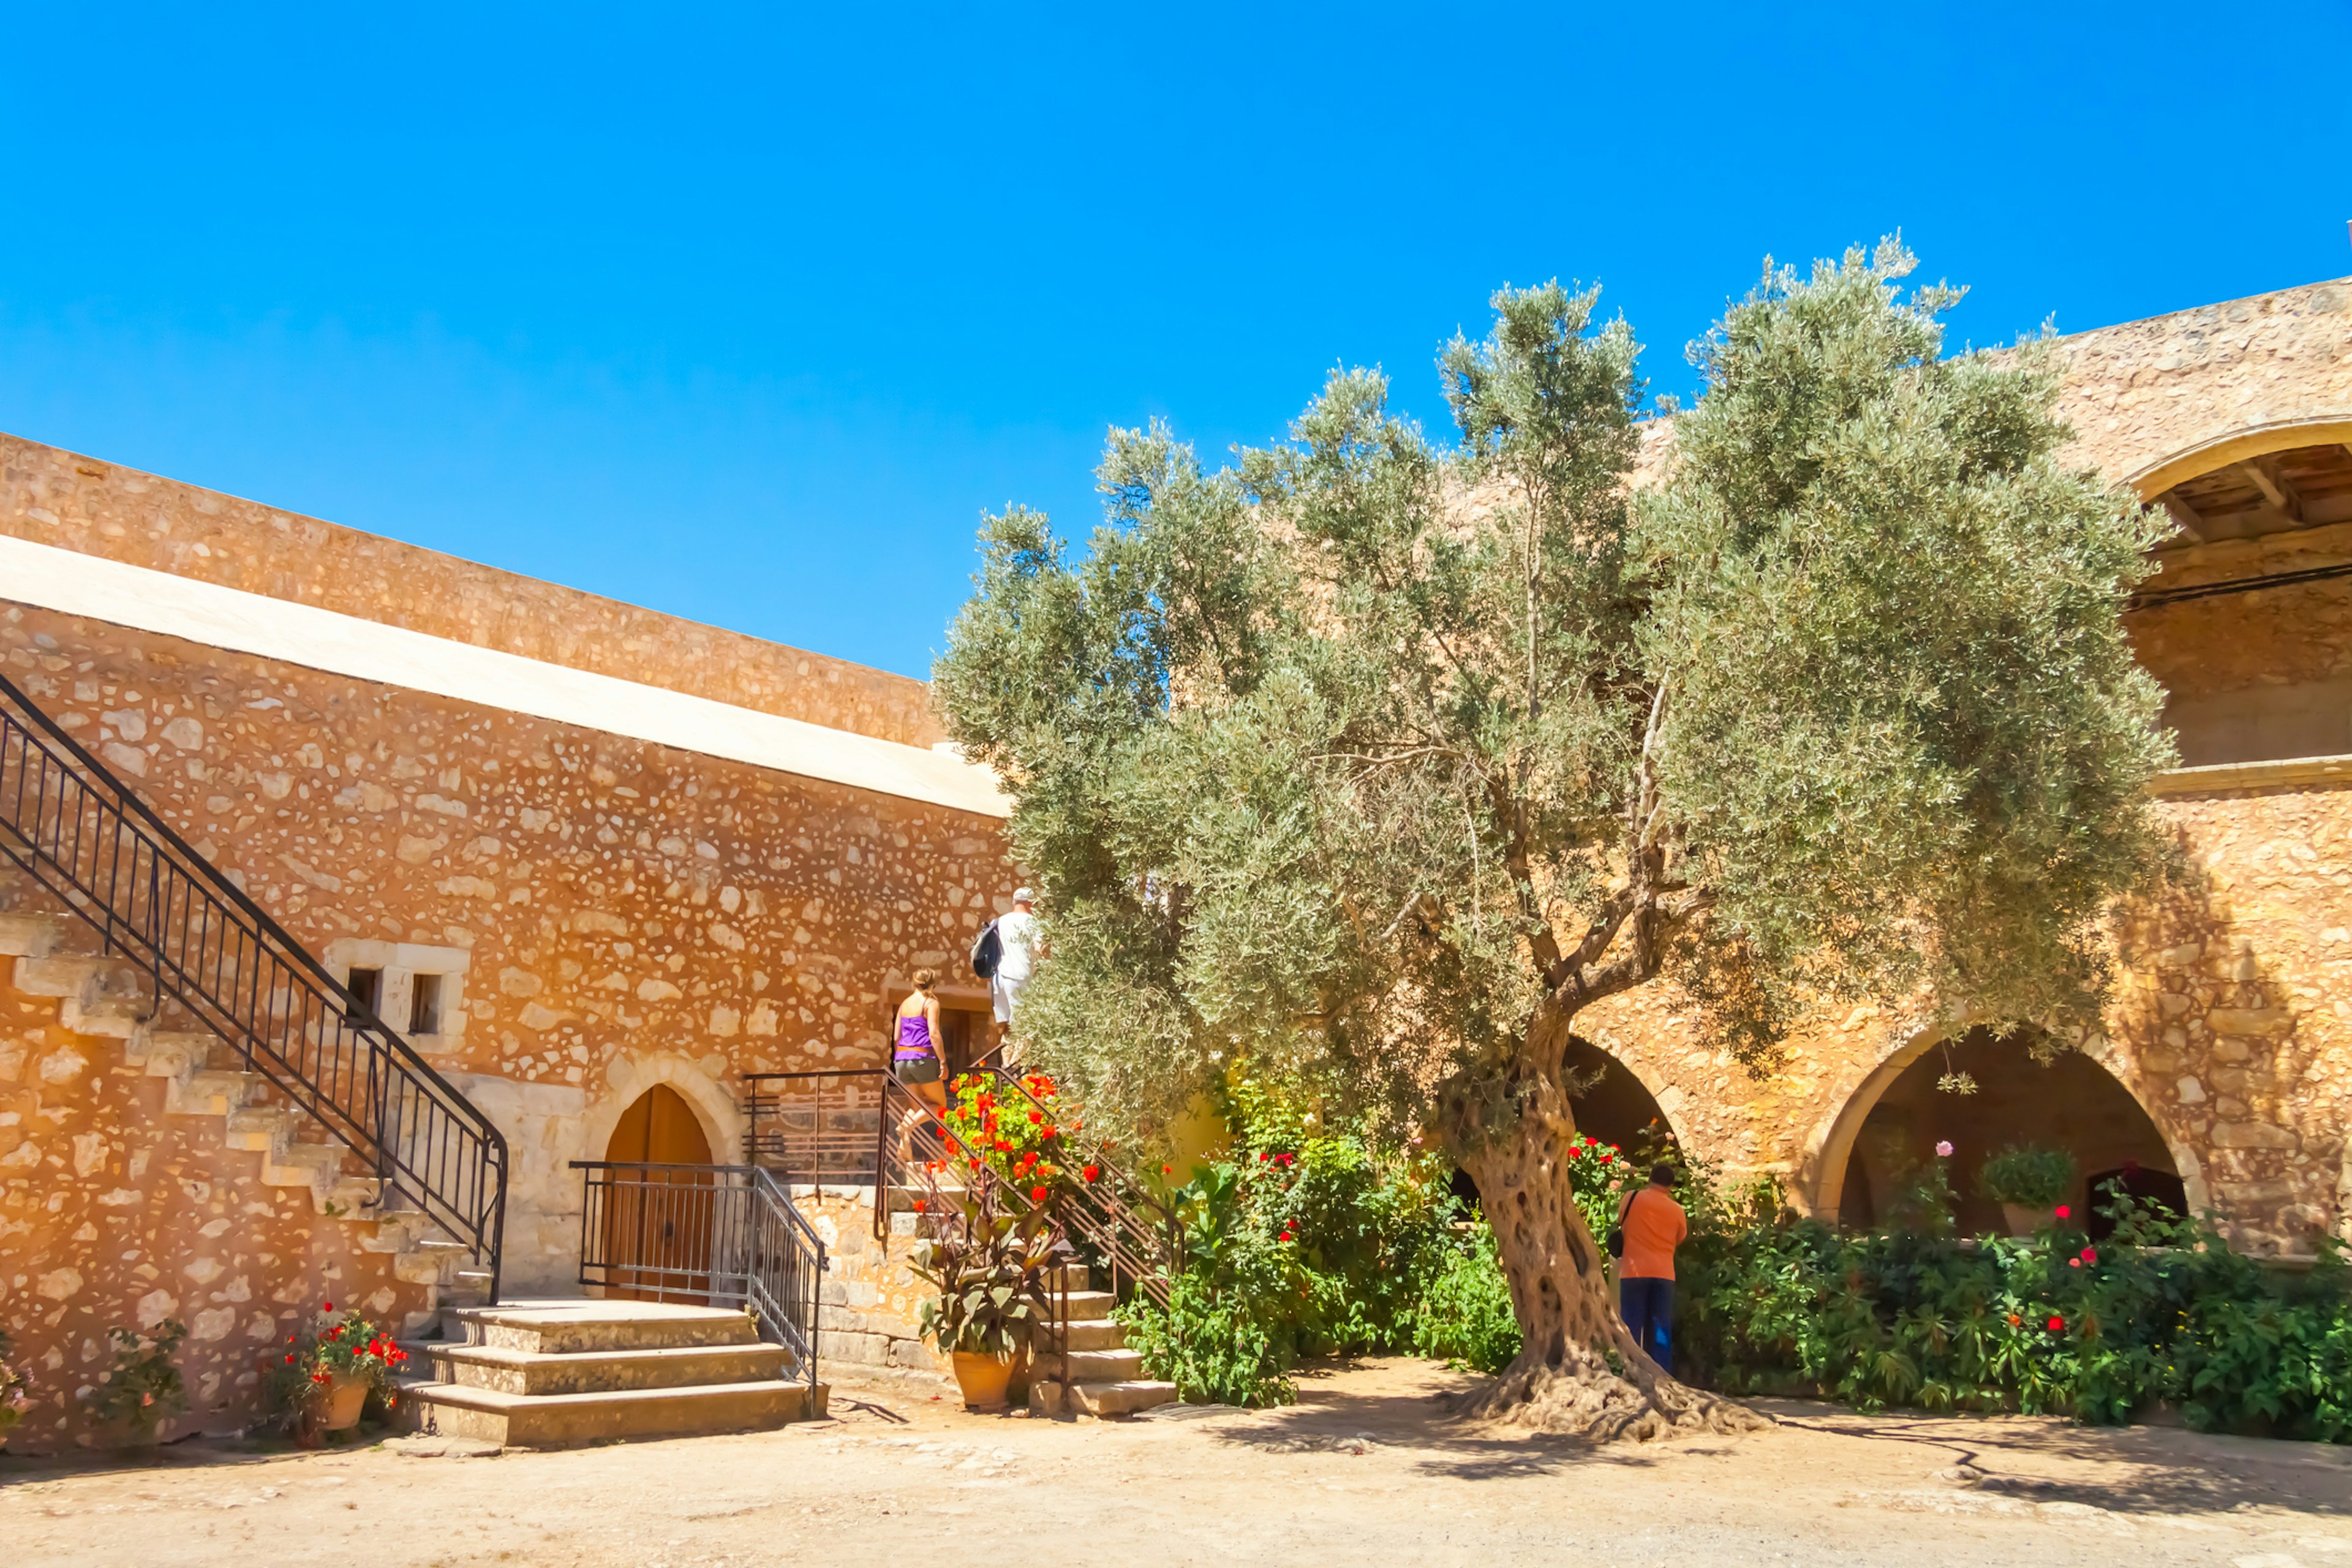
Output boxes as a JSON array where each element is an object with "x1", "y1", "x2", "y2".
[
  {"x1": 1598, "y1": 1151, "x2": 1614, "y2": 1164},
  {"x1": 1083, "y1": 1164, "x2": 1101, "y2": 1182},
  {"x1": 1041, "y1": 1125, "x2": 1058, "y2": 1140},
  {"x1": 1028, "y1": 1110, "x2": 1042, "y2": 1125},
  {"x1": 1161, "y1": 1164, "x2": 1173, "y2": 1175},
  {"x1": 2054, "y1": 1205, "x2": 2070, "y2": 1219},
  {"x1": 312, "y1": 1371, "x2": 330, "y2": 1383},
  {"x1": 321, "y1": 1301, "x2": 333, "y2": 1312},
  {"x1": 1279, "y1": 1229, "x2": 1295, "y2": 1242},
  {"x1": 1567, "y1": 1145, "x2": 1583, "y2": 1159},
  {"x1": 1030, "y1": 1185, "x2": 1049, "y2": 1202},
  {"x1": 1259, "y1": 1152, "x2": 1270, "y2": 1163},
  {"x1": 913, "y1": 1199, "x2": 927, "y2": 1213},
  {"x1": 2005, "y1": 1313, "x2": 2021, "y2": 1327},
  {"x1": 2069, "y1": 1259, "x2": 2081, "y2": 1268},
  {"x1": 284, "y1": 1354, "x2": 296, "y2": 1364},
  {"x1": 2047, "y1": 1316, "x2": 2065, "y2": 1332},
  {"x1": 2082, "y1": 1248, "x2": 2098, "y2": 1264}
]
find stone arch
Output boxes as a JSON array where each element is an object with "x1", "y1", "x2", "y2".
[
  {"x1": 1803, "y1": 1024, "x2": 2205, "y2": 1230},
  {"x1": 579, "y1": 1050, "x2": 742, "y2": 1169},
  {"x1": 2126, "y1": 417, "x2": 2352, "y2": 501},
  {"x1": 1562, "y1": 1034, "x2": 1687, "y2": 1157}
]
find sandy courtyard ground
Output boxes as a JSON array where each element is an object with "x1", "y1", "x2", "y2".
[{"x1": 5, "y1": 1359, "x2": 2350, "y2": 1568}]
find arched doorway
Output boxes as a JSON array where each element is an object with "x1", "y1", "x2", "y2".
[
  {"x1": 601, "y1": 1084, "x2": 716, "y2": 1301},
  {"x1": 1834, "y1": 1027, "x2": 2182, "y2": 1237}
]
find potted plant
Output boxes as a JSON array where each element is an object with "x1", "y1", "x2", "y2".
[
  {"x1": 1977, "y1": 1144, "x2": 2076, "y2": 1236},
  {"x1": 270, "y1": 1301, "x2": 408, "y2": 1444},
  {"x1": 88, "y1": 1321, "x2": 187, "y2": 1447},
  {"x1": 908, "y1": 1170, "x2": 1065, "y2": 1411}
]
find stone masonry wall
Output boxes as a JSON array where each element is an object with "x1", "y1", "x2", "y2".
[
  {"x1": 0, "y1": 984, "x2": 424, "y2": 1450},
  {"x1": 0, "y1": 598, "x2": 1014, "y2": 1442},
  {"x1": 791, "y1": 1188, "x2": 951, "y2": 1387},
  {"x1": 0, "y1": 432, "x2": 944, "y2": 748}
]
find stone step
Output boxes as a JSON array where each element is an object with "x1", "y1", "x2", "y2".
[
  {"x1": 1058, "y1": 1347, "x2": 1144, "y2": 1380},
  {"x1": 318, "y1": 1177, "x2": 382, "y2": 1215},
  {"x1": 0, "y1": 911, "x2": 66, "y2": 958},
  {"x1": 1032, "y1": 1378, "x2": 1178, "y2": 1418},
  {"x1": 417, "y1": 1340, "x2": 793, "y2": 1396},
  {"x1": 167, "y1": 1068, "x2": 258, "y2": 1115},
  {"x1": 224, "y1": 1106, "x2": 299, "y2": 1153},
  {"x1": 453, "y1": 1302, "x2": 763, "y2": 1356},
  {"x1": 1052, "y1": 1290, "x2": 1117, "y2": 1322},
  {"x1": 1058, "y1": 1317, "x2": 1128, "y2": 1352},
  {"x1": 260, "y1": 1142, "x2": 345, "y2": 1189},
  {"x1": 134, "y1": 1030, "x2": 214, "y2": 1079},
  {"x1": 394, "y1": 1376, "x2": 824, "y2": 1447}
]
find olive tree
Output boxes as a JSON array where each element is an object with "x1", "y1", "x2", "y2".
[{"x1": 933, "y1": 240, "x2": 2173, "y2": 1436}]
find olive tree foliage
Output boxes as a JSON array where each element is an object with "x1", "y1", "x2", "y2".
[{"x1": 933, "y1": 239, "x2": 2174, "y2": 1163}]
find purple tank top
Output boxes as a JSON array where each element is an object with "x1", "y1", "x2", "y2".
[{"x1": 895, "y1": 1011, "x2": 935, "y2": 1060}]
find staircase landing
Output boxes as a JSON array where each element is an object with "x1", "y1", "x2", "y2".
[{"x1": 398, "y1": 1299, "x2": 826, "y2": 1447}]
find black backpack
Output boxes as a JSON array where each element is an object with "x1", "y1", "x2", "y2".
[{"x1": 970, "y1": 919, "x2": 1003, "y2": 980}]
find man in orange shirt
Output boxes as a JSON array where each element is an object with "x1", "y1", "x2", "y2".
[{"x1": 1617, "y1": 1163, "x2": 1688, "y2": 1372}]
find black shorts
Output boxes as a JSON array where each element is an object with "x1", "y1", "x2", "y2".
[{"x1": 894, "y1": 1056, "x2": 941, "y2": 1085}]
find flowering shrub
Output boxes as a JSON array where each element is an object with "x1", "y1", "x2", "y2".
[
  {"x1": 1977, "y1": 1144, "x2": 2077, "y2": 1210},
  {"x1": 266, "y1": 1302, "x2": 408, "y2": 1433},
  {"x1": 0, "y1": 1328, "x2": 31, "y2": 1444},
  {"x1": 1678, "y1": 1189, "x2": 2352, "y2": 1441},
  {"x1": 910, "y1": 1170, "x2": 1065, "y2": 1358},
  {"x1": 89, "y1": 1320, "x2": 187, "y2": 1442},
  {"x1": 941, "y1": 1072, "x2": 1080, "y2": 1195}
]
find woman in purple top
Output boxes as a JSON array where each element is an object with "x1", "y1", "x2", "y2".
[{"x1": 891, "y1": 969, "x2": 948, "y2": 1163}]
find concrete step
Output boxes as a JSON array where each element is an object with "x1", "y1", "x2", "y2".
[
  {"x1": 0, "y1": 911, "x2": 66, "y2": 958},
  {"x1": 394, "y1": 1376, "x2": 825, "y2": 1447},
  {"x1": 318, "y1": 1177, "x2": 382, "y2": 1215},
  {"x1": 417, "y1": 1340, "x2": 793, "y2": 1396},
  {"x1": 453, "y1": 1302, "x2": 763, "y2": 1355},
  {"x1": 134, "y1": 1030, "x2": 214, "y2": 1079}
]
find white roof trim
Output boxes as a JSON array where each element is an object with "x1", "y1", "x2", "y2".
[{"x1": 0, "y1": 533, "x2": 1010, "y2": 818}]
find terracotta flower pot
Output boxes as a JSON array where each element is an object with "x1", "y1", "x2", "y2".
[
  {"x1": 951, "y1": 1351, "x2": 1015, "y2": 1412},
  {"x1": 323, "y1": 1373, "x2": 370, "y2": 1433},
  {"x1": 2001, "y1": 1203, "x2": 2056, "y2": 1238}
]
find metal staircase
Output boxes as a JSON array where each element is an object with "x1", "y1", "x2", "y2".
[{"x1": 0, "y1": 670, "x2": 508, "y2": 1299}]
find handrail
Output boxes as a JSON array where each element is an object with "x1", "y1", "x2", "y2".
[
  {"x1": 0, "y1": 671, "x2": 508, "y2": 1298},
  {"x1": 570, "y1": 1160, "x2": 823, "y2": 1389}
]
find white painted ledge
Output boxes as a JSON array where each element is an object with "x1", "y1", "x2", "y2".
[
  {"x1": 0, "y1": 533, "x2": 1009, "y2": 819},
  {"x1": 2149, "y1": 753, "x2": 2352, "y2": 796}
]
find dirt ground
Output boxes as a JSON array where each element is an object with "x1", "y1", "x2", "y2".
[{"x1": 5, "y1": 1358, "x2": 2351, "y2": 1568}]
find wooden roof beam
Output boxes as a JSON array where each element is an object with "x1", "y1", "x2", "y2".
[
  {"x1": 2160, "y1": 489, "x2": 2207, "y2": 543},
  {"x1": 2239, "y1": 456, "x2": 2306, "y2": 525}
]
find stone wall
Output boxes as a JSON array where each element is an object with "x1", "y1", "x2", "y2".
[
  {"x1": 0, "y1": 597, "x2": 1012, "y2": 1444},
  {"x1": 0, "y1": 982, "x2": 424, "y2": 1450},
  {"x1": 791, "y1": 1188, "x2": 951, "y2": 1386},
  {"x1": 0, "y1": 432, "x2": 944, "y2": 748}
]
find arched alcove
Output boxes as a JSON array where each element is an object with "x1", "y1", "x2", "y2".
[
  {"x1": 1825, "y1": 1027, "x2": 2182, "y2": 1235},
  {"x1": 1449, "y1": 1037, "x2": 1679, "y2": 1215},
  {"x1": 2132, "y1": 432, "x2": 2352, "y2": 766}
]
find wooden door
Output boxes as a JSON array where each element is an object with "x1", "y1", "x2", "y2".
[{"x1": 603, "y1": 1085, "x2": 714, "y2": 1300}]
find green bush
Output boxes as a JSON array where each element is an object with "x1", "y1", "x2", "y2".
[
  {"x1": 1977, "y1": 1145, "x2": 2076, "y2": 1209},
  {"x1": 1118, "y1": 1275, "x2": 1297, "y2": 1408},
  {"x1": 1678, "y1": 1191, "x2": 2352, "y2": 1441},
  {"x1": 1410, "y1": 1220, "x2": 1521, "y2": 1373}
]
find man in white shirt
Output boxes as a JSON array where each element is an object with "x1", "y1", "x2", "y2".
[{"x1": 990, "y1": 888, "x2": 1040, "y2": 1061}]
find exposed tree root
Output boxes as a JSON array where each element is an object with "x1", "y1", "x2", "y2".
[{"x1": 1457, "y1": 1345, "x2": 1771, "y2": 1443}]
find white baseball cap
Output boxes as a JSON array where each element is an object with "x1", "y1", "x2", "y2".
[{"x1": 1012, "y1": 888, "x2": 1035, "y2": 903}]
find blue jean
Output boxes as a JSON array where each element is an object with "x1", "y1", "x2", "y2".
[{"x1": 1619, "y1": 1275, "x2": 1675, "y2": 1372}]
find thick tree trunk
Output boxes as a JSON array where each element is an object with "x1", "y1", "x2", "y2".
[{"x1": 1455, "y1": 1012, "x2": 1763, "y2": 1441}]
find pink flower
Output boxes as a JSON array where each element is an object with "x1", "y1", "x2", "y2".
[
  {"x1": 1934, "y1": 1141, "x2": 1953, "y2": 1158},
  {"x1": 2069, "y1": 1258, "x2": 2081, "y2": 1268}
]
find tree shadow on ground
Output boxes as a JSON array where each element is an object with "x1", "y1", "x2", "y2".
[{"x1": 1186, "y1": 1360, "x2": 2352, "y2": 1512}]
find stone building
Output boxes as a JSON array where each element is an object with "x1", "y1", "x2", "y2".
[
  {"x1": 0, "y1": 432, "x2": 1019, "y2": 1447},
  {"x1": 2, "y1": 270, "x2": 2348, "y2": 1449}
]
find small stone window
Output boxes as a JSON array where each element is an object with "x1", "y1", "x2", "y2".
[
  {"x1": 323, "y1": 939, "x2": 471, "y2": 1055},
  {"x1": 346, "y1": 967, "x2": 385, "y2": 1020},
  {"x1": 409, "y1": 972, "x2": 445, "y2": 1036}
]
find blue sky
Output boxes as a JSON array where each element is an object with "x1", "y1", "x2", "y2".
[{"x1": 4, "y1": 4, "x2": 2348, "y2": 679}]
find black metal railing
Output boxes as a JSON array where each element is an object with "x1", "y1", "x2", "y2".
[
  {"x1": 571, "y1": 1160, "x2": 824, "y2": 1387},
  {"x1": 741, "y1": 1065, "x2": 1182, "y2": 1310},
  {"x1": 0, "y1": 671, "x2": 508, "y2": 1296}
]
